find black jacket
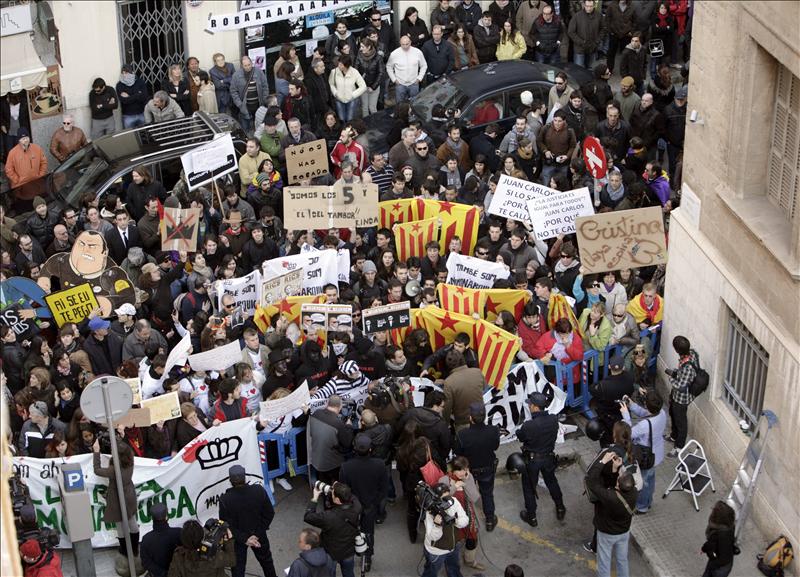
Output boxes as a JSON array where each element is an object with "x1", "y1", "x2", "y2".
[
  {"x1": 89, "y1": 86, "x2": 118, "y2": 120},
  {"x1": 83, "y1": 332, "x2": 124, "y2": 376},
  {"x1": 589, "y1": 372, "x2": 635, "y2": 423},
  {"x1": 429, "y1": 6, "x2": 460, "y2": 35},
  {"x1": 532, "y1": 14, "x2": 563, "y2": 55},
  {"x1": 140, "y1": 520, "x2": 182, "y2": 577},
  {"x1": 421, "y1": 39, "x2": 454, "y2": 79},
  {"x1": 340, "y1": 455, "x2": 388, "y2": 509},
  {"x1": 116, "y1": 77, "x2": 149, "y2": 116},
  {"x1": 456, "y1": 1, "x2": 482, "y2": 34},
  {"x1": 702, "y1": 527, "x2": 737, "y2": 570},
  {"x1": 105, "y1": 225, "x2": 142, "y2": 266},
  {"x1": 241, "y1": 237, "x2": 279, "y2": 272},
  {"x1": 470, "y1": 133, "x2": 501, "y2": 173},
  {"x1": 630, "y1": 104, "x2": 665, "y2": 150},
  {"x1": 401, "y1": 18, "x2": 430, "y2": 49},
  {"x1": 306, "y1": 72, "x2": 332, "y2": 129},
  {"x1": 355, "y1": 51, "x2": 386, "y2": 91},
  {"x1": 163, "y1": 77, "x2": 192, "y2": 116},
  {"x1": 587, "y1": 456, "x2": 638, "y2": 535},
  {"x1": 219, "y1": 482, "x2": 276, "y2": 543},
  {"x1": 304, "y1": 498, "x2": 362, "y2": 561},
  {"x1": 518, "y1": 411, "x2": 559, "y2": 454},
  {"x1": 2, "y1": 342, "x2": 26, "y2": 391},
  {"x1": 664, "y1": 101, "x2": 687, "y2": 148},
  {"x1": 619, "y1": 45, "x2": 647, "y2": 84},
  {"x1": 422, "y1": 344, "x2": 478, "y2": 374},
  {"x1": 308, "y1": 408, "x2": 354, "y2": 473},
  {"x1": 398, "y1": 407, "x2": 451, "y2": 466},
  {"x1": 125, "y1": 180, "x2": 167, "y2": 222},
  {"x1": 594, "y1": 119, "x2": 631, "y2": 161},
  {"x1": 455, "y1": 422, "x2": 500, "y2": 470},
  {"x1": 473, "y1": 23, "x2": 500, "y2": 63}
]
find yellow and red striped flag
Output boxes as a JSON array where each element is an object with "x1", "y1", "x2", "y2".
[
  {"x1": 423, "y1": 200, "x2": 480, "y2": 257},
  {"x1": 436, "y1": 283, "x2": 486, "y2": 318},
  {"x1": 394, "y1": 216, "x2": 439, "y2": 262},
  {"x1": 254, "y1": 295, "x2": 326, "y2": 332},
  {"x1": 379, "y1": 198, "x2": 427, "y2": 229},
  {"x1": 483, "y1": 289, "x2": 532, "y2": 322},
  {"x1": 416, "y1": 306, "x2": 477, "y2": 351},
  {"x1": 474, "y1": 319, "x2": 521, "y2": 389},
  {"x1": 547, "y1": 292, "x2": 583, "y2": 338}
]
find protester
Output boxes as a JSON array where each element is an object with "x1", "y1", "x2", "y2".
[{"x1": 287, "y1": 528, "x2": 336, "y2": 577}]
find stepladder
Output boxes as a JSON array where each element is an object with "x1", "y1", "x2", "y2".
[
  {"x1": 726, "y1": 410, "x2": 778, "y2": 540},
  {"x1": 662, "y1": 439, "x2": 716, "y2": 511}
]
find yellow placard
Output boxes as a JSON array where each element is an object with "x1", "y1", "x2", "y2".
[
  {"x1": 140, "y1": 391, "x2": 182, "y2": 424},
  {"x1": 44, "y1": 283, "x2": 100, "y2": 327}
]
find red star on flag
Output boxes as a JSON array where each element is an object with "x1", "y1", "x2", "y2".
[
  {"x1": 439, "y1": 312, "x2": 459, "y2": 332},
  {"x1": 411, "y1": 222, "x2": 422, "y2": 232},
  {"x1": 455, "y1": 286, "x2": 466, "y2": 295},
  {"x1": 438, "y1": 201, "x2": 456, "y2": 214},
  {"x1": 392, "y1": 202, "x2": 402, "y2": 212},
  {"x1": 485, "y1": 297, "x2": 499, "y2": 314},
  {"x1": 279, "y1": 299, "x2": 294, "y2": 315}
]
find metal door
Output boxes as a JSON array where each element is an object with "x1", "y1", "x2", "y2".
[{"x1": 117, "y1": 0, "x2": 186, "y2": 94}]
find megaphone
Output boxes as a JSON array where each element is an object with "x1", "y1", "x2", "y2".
[{"x1": 405, "y1": 279, "x2": 421, "y2": 298}]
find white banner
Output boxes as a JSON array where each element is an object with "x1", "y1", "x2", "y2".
[
  {"x1": 10, "y1": 420, "x2": 261, "y2": 548},
  {"x1": 526, "y1": 187, "x2": 594, "y2": 241},
  {"x1": 208, "y1": 1, "x2": 368, "y2": 33},
  {"x1": 188, "y1": 340, "x2": 242, "y2": 372},
  {"x1": 259, "y1": 382, "x2": 310, "y2": 421},
  {"x1": 488, "y1": 174, "x2": 560, "y2": 225},
  {"x1": 445, "y1": 253, "x2": 511, "y2": 289},
  {"x1": 483, "y1": 362, "x2": 566, "y2": 444},
  {"x1": 164, "y1": 333, "x2": 192, "y2": 375},
  {"x1": 300, "y1": 243, "x2": 350, "y2": 285},
  {"x1": 262, "y1": 250, "x2": 338, "y2": 296},
  {"x1": 216, "y1": 270, "x2": 261, "y2": 317},
  {"x1": 180, "y1": 133, "x2": 237, "y2": 191}
]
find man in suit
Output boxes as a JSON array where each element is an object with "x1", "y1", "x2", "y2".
[{"x1": 105, "y1": 209, "x2": 141, "y2": 265}]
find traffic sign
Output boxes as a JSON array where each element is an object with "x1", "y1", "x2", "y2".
[
  {"x1": 80, "y1": 376, "x2": 133, "y2": 424},
  {"x1": 582, "y1": 136, "x2": 607, "y2": 179}
]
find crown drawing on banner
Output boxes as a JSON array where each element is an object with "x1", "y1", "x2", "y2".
[{"x1": 195, "y1": 436, "x2": 243, "y2": 469}]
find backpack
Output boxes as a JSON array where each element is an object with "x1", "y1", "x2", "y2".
[
  {"x1": 688, "y1": 361, "x2": 710, "y2": 397},
  {"x1": 757, "y1": 536, "x2": 794, "y2": 577}
]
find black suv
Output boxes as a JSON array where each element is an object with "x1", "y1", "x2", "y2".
[{"x1": 8, "y1": 112, "x2": 247, "y2": 217}]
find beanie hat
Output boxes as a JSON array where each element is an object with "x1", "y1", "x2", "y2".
[
  {"x1": 256, "y1": 173, "x2": 270, "y2": 186},
  {"x1": 20, "y1": 539, "x2": 41, "y2": 559},
  {"x1": 32, "y1": 196, "x2": 46, "y2": 208},
  {"x1": 362, "y1": 260, "x2": 377, "y2": 274},
  {"x1": 17, "y1": 127, "x2": 30, "y2": 139},
  {"x1": 520, "y1": 90, "x2": 533, "y2": 106}
]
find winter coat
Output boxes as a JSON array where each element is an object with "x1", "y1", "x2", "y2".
[
  {"x1": 287, "y1": 547, "x2": 337, "y2": 577},
  {"x1": 306, "y1": 72, "x2": 333, "y2": 125},
  {"x1": 340, "y1": 454, "x2": 388, "y2": 509},
  {"x1": 664, "y1": 100, "x2": 687, "y2": 147},
  {"x1": 422, "y1": 39, "x2": 454, "y2": 79},
  {"x1": 401, "y1": 17, "x2": 430, "y2": 49},
  {"x1": 646, "y1": 172, "x2": 672, "y2": 206},
  {"x1": 26, "y1": 211, "x2": 59, "y2": 249},
  {"x1": 219, "y1": 482, "x2": 275, "y2": 543},
  {"x1": 516, "y1": 1, "x2": 547, "y2": 48},
  {"x1": 456, "y1": 1, "x2": 483, "y2": 34},
  {"x1": 308, "y1": 407, "x2": 354, "y2": 472},
  {"x1": 22, "y1": 550, "x2": 62, "y2": 577},
  {"x1": 533, "y1": 329, "x2": 584, "y2": 384},
  {"x1": 19, "y1": 418, "x2": 66, "y2": 458},
  {"x1": 93, "y1": 451, "x2": 136, "y2": 523},
  {"x1": 230, "y1": 67, "x2": 270, "y2": 119},
  {"x1": 167, "y1": 539, "x2": 235, "y2": 577},
  {"x1": 89, "y1": 86, "x2": 118, "y2": 120},
  {"x1": 5, "y1": 143, "x2": 47, "y2": 188},
  {"x1": 209, "y1": 62, "x2": 236, "y2": 112},
  {"x1": 473, "y1": 23, "x2": 501, "y2": 63},
  {"x1": 355, "y1": 48, "x2": 386, "y2": 91},
  {"x1": 398, "y1": 406, "x2": 451, "y2": 464},
  {"x1": 83, "y1": 332, "x2": 124, "y2": 377},
  {"x1": 595, "y1": 118, "x2": 631, "y2": 161},
  {"x1": 49, "y1": 126, "x2": 88, "y2": 163},
  {"x1": 163, "y1": 77, "x2": 191, "y2": 116},
  {"x1": 429, "y1": 6, "x2": 459, "y2": 35},
  {"x1": 619, "y1": 43, "x2": 647, "y2": 83},
  {"x1": 442, "y1": 365, "x2": 486, "y2": 428},
  {"x1": 448, "y1": 36, "x2": 480, "y2": 69},
  {"x1": 630, "y1": 104, "x2": 666, "y2": 150},
  {"x1": 141, "y1": 520, "x2": 182, "y2": 577},
  {"x1": 325, "y1": 31, "x2": 357, "y2": 65},
  {"x1": 144, "y1": 98, "x2": 185, "y2": 124},
  {"x1": 197, "y1": 82, "x2": 218, "y2": 114},
  {"x1": 568, "y1": 8, "x2": 605, "y2": 54},
  {"x1": 578, "y1": 309, "x2": 613, "y2": 354},
  {"x1": 117, "y1": 77, "x2": 149, "y2": 116},
  {"x1": 532, "y1": 13, "x2": 564, "y2": 55},
  {"x1": 496, "y1": 31, "x2": 526, "y2": 61},
  {"x1": 328, "y1": 66, "x2": 367, "y2": 104},
  {"x1": 303, "y1": 498, "x2": 362, "y2": 561},
  {"x1": 606, "y1": 1, "x2": 635, "y2": 39}
]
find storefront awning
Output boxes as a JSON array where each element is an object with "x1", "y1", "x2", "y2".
[{"x1": 0, "y1": 33, "x2": 48, "y2": 96}]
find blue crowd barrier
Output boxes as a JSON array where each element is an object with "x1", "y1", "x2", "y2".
[{"x1": 257, "y1": 427, "x2": 310, "y2": 502}]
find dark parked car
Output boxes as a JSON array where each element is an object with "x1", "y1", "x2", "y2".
[
  {"x1": 8, "y1": 112, "x2": 247, "y2": 218},
  {"x1": 366, "y1": 60, "x2": 591, "y2": 152}
]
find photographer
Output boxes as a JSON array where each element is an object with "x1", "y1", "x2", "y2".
[
  {"x1": 588, "y1": 355, "x2": 635, "y2": 447},
  {"x1": 309, "y1": 395, "x2": 354, "y2": 484},
  {"x1": 304, "y1": 481, "x2": 363, "y2": 577},
  {"x1": 20, "y1": 539, "x2": 62, "y2": 577},
  {"x1": 167, "y1": 519, "x2": 235, "y2": 577},
  {"x1": 421, "y1": 482, "x2": 469, "y2": 577},
  {"x1": 219, "y1": 465, "x2": 277, "y2": 577}
]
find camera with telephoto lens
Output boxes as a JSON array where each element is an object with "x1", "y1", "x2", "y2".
[
  {"x1": 9, "y1": 473, "x2": 60, "y2": 550},
  {"x1": 354, "y1": 532, "x2": 368, "y2": 556},
  {"x1": 199, "y1": 518, "x2": 229, "y2": 560},
  {"x1": 314, "y1": 481, "x2": 333, "y2": 496},
  {"x1": 415, "y1": 482, "x2": 456, "y2": 525}
]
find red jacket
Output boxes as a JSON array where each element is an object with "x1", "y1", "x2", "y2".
[
  {"x1": 533, "y1": 329, "x2": 584, "y2": 385},
  {"x1": 213, "y1": 397, "x2": 248, "y2": 423},
  {"x1": 330, "y1": 139, "x2": 367, "y2": 177},
  {"x1": 24, "y1": 551, "x2": 63, "y2": 577},
  {"x1": 518, "y1": 315, "x2": 546, "y2": 358}
]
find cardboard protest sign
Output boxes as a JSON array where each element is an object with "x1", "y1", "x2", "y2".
[
  {"x1": 285, "y1": 138, "x2": 329, "y2": 184},
  {"x1": 259, "y1": 382, "x2": 310, "y2": 421},
  {"x1": 262, "y1": 250, "x2": 339, "y2": 296},
  {"x1": 300, "y1": 243, "x2": 351, "y2": 285},
  {"x1": 114, "y1": 407, "x2": 152, "y2": 429},
  {"x1": 164, "y1": 333, "x2": 192, "y2": 375},
  {"x1": 526, "y1": 187, "x2": 594, "y2": 241},
  {"x1": 326, "y1": 304, "x2": 353, "y2": 333},
  {"x1": 1, "y1": 277, "x2": 52, "y2": 337},
  {"x1": 188, "y1": 340, "x2": 242, "y2": 372},
  {"x1": 216, "y1": 270, "x2": 261, "y2": 317},
  {"x1": 283, "y1": 183, "x2": 379, "y2": 230},
  {"x1": 180, "y1": 133, "x2": 237, "y2": 191},
  {"x1": 575, "y1": 206, "x2": 668, "y2": 274},
  {"x1": 140, "y1": 391, "x2": 182, "y2": 424},
  {"x1": 362, "y1": 301, "x2": 411, "y2": 334},
  {"x1": 44, "y1": 283, "x2": 100, "y2": 327},
  {"x1": 124, "y1": 378, "x2": 143, "y2": 405},
  {"x1": 260, "y1": 269, "x2": 304, "y2": 306},
  {"x1": 445, "y1": 253, "x2": 510, "y2": 289},
  {"x1": 0, "y1": 304, "x2": 40, "y2": 341},
  {"x1": 300, "y1": 303, "x2": 329, "y2": 347},
  {"x1": 488, "y1": 173, "x2": 559, "y2": 225},
  {"x1": 161, "y1": 207, "x2": 202, "y2": 252}
]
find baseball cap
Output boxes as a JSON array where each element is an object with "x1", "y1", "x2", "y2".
[
  {"x1": 229, "y1": 465, "x2": 246, "y2": 481},
  {"x1": 114, "y1": 303, "x2": 136, "y2": 317},
  {"x1": 609, "y1": 355, "x2": 625, "y2": 371},
  {"x1": 527, "y1": 392, "x2": 548, "y2": 408},
  {"x1": 29, "y1": 401, "x2": 49, "y2": 418},
  {"x1": 88, "y1": 317, "x2": 111, "y2": 331}
]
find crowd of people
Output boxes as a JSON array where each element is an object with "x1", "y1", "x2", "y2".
[{"x1": 1, "y1": 2, "x2": 727, "y2": 577}]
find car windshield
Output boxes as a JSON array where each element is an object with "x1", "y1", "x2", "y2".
[
  {"x1": 53, "y1": 144, "x2": 111, "y2": 208},
  {"x1": 411, "y1": 77, "x2": 468, "y2": 122}
]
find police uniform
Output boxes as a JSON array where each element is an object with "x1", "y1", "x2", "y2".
[
  {"x1": 455, "y1": 401, "x2": 500, "y2": 530},
  {"x1": 516, "y1": 392, "x2": 565, "y2": 526}
]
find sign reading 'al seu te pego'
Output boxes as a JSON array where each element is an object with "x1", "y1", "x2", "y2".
[
  {"x1": 44, "y1": 283, "x2": 100, "y2": 327},
  {"x1": 283, "y1": 183, "x2": 379, "y2": 230}
]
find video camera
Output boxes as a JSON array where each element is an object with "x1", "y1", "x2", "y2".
[
  {"x1": 368, "y1": 377, "x2": 409, "y2": 410},
  {"x1": 9, "y1": 473, "x2": 60, "y2": 550},
  {"x1": 97, "y1": 430, "x2": 113, "y2": 454},
  {"x1": 339, "y1": 398, "x2": 363, "y2": 428},
  {"x1": 199, "y1": 518, "x2": 229, "y2": 560},
  {"x1": 415, "y1": 482, "x2": 456, "y2": 525}
]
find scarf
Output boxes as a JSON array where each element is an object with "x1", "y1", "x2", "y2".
[
  {"x1": 386, "y1": 358, "x2": 407, "y2": 372},
  {"x1": 517, "y1": 146, "x2": 533, "y2": 160},
  {"x1": 607, "y1": 182, "x2": 625, "y2": 202},
  {"x1": 119, "y1": 73, "x2": 136, "y2": 87},
  {"x1": 550, "y1": 330, "x2": 573, "y2": 361},
  {"x1": 445, "y1": 137, "x2": 462, "y2": 156},
  {"x1": 611, "y1": 318, "x2": 629, "y2": 342},
  {"x1": 639, "y1": 293, "x2": 661, "y2": 322}
]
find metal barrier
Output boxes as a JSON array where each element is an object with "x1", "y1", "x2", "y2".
[{"x1": 257, "y1": 427, "x2": 309, "y2": 501}]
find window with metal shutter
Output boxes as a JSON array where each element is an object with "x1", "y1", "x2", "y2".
[{"x1": 767, "y1": 66, "x2": 799, "y2": 221}]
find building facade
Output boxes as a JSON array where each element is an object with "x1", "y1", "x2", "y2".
[{"x1": 661, "y1": 0, "x2": 799, "y2": 558}]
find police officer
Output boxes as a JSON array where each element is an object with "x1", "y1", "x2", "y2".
[
  {"x1": 454, "y1": 401, "x2": 500, "y2": 531},
  {"x1": 517, "y1": 392, "x2": 566, "y2": 527},
  {"x1": 588, "y1": 354, "x2": 635, "y2": 447}
]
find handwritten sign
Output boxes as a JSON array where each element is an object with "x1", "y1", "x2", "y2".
[
  {"x1": 526, "y1": 187, "x2": 594, "y2": 240},
  {"x1": 488, "y1": 173, "x2": 559, "y2": 225},
  {"x1": 140, "y1": 391, "x2": 182, "y2": 424},
  {"x1": 44, "y1": 283, "x2": 100, "y2": 327},
  {"x1": 124, "y1": 378, "x2": 143, "y2": 405},
  {"x1": 285, "y1": 138, "x2": 329, "y2": 184},
  {"x1": 362, "y1": 301, "x2": 411, "y2": 334},
  {"x1": 283, "y1": 183, "x2": 379, "y2": 230},
  {"x1": 574, "y1": 206, "x2": 668, "y2": 274},
  {"x1": 180, "y1": 133, "x2": 237, "y2": 191},
  {"x1": 161, "y1": 207, "x2": 201, "y2": 252},
  {"x1": 445, "y1": 253, "x2": 510, "y2": 289},
  {"x1": 259, "y1": 382, "x2": 310, "y2": 421},
  {"x1": 262, "y1": 250, "x2": 339, "y2": 296},
  {"x1": 188, "y1": 341, "x2": 242, "y2": 372},
  {"x1": 260, "y1": 269, "x2": 304, "y2": 306}
]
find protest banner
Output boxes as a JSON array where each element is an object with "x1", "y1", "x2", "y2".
[
  {"x1": 216, "y1": 270, "x2": 261, "y2": 316},
  {"x1": 260, "y1": 269, "x2": 304, "y2": 307},
  {"x1": 436, "y1": 284, "x2": 486, "y2": 318},
  {"x1": 309, "y1": 380, "x2": 370, "y2": 413},
  {"x1": 262, "y1": 250, "x2": 338, "y2": 296},
  {"x1": 575, "y1": 206, "x2": 668, "y2": 274},
  {"x1": 11, "y1": 419, "x2": 260, "y2": 548},
  {"x1": 408, "y1": 378, "x2": 441, "y2": 407},
  {"x1": 164, "y1": 333, "x2": 192, "y2": 375},
  {"x1": 0, "y1": 303, "x2": 39, "y2": 341},
  {"x1": 285, "y1": 138, "x2": 329, "y2": 184},
  {"x1": 259, "y1": 382, "x2": 310, "y2": 421},
  {"x1": 188, "y1": 340, "x2": 242, "y2": 372},
  {"x1": 180, "y1": 133, "x2": 237, "y2": 191},
  {"x1": 141, "y1": 391, "x2": 182, "y2": 424},
  {"x1": 44, "y1": 283, "x2": 100, "y2": 327},
  {"x1": 488, "y1": 173, "x2": 559, "y2": 225},
  {"x1": 301, "y1": 243, "x2": 350, "y2": 285},
  {"x1": 161, "y1": 207, "x2": 202, "y2": 252},
  {"x1": 526, "y1": 187, "x2": 594, "y2": 241},
  {"x1": 362, "y1": 301, "x2": 411, "y2": 334},
  {"x1": 207, "y1": 1, "x2": 366, "y2": 33},
  {"x1": 483, "y1": 362, "x2": 566, "y2": 443},
  {"x1": 283, "y1": 183, "x2": 379, "y2": 230},
  {"x1": 445, "y1": 253, "x2": 510, "y2": 289}
]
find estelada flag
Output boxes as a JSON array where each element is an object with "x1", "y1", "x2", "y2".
[
  {"x1": 436, "y1": 283, "x2": 486, "y2": 318},
  {"x1": 395, "y1": 216, "x2": 439, "y2": 262},
  {"x1": 416, "y1": 306, "x2": 476, "y2": 351},
  {"x1": 547, "y1": 292, "x2": 583, "y2": 338},
  {"x1": 379, "y1": 198, "x2": 427, "y2": 229},
  {"x1": 483, "y1": 289, "x2": 532, "y2": 322},
  {"x1": 422, "y1": 200, "x2": 480, "y2": 257},
  {"x1": 474, "y1": 319, "x2": 521, "y2": 389},
  {"x1": 253, "y1": 295, "x2": 325, "y2": 332}
]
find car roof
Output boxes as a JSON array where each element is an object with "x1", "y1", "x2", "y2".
[{"x1": 448, "y1": 61, "x2": 584, "y2": 99}]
